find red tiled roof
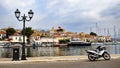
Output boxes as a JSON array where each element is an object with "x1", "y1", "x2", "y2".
[
  {"x1": 0, "y1": 31, "x2": 6, "y2": 34},
  {"x1": 31, "y1": 33, "x2": 40, "y2": 37},
  {"x1": 11, "y1": 33, "x2": 21, "y2": 36}
]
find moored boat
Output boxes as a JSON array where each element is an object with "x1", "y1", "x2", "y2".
[{"x1": 67, "y1": 41, "x2": 91, "y2": 46}]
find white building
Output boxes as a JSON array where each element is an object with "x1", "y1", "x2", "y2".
[
  {"x1": 0, "y1": 31, "x2": 6, "y2": 39},
  {"x1": 9, "y1": 35, "x2": 27, "y2": 43},
  {"x1": 31, "y1": 37, "x2": 59, "y2": 46}
]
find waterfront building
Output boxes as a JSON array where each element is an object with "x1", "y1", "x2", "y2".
[
  {"x1": 31, "y1": 31, "x2": 59, "y2": 46},
  {"x1": 50, "y1": 26, "x2": 66, "y2": 37},
  {"x1": 31, "y1": 37, "x2": 59, "y2": 46},
  {"x1": 105, "y1": 36, "x2": 112, "y2": 42},
  {"x1": 79, "y1": 32, "x2": 96, "y2": 42},
  {"x1": 97, "y1": 36, "x2": 111, "y2": 42},
  {"x1": 50, "y1": 26, "x2": 80, "y2": 42},
  {"x1": 9, "y1": 33, "x2": 27, "y2": 43},
  {"x1": 84, "y1": 34, "x2": 96, "y2": 42},
  {"x1": 0, "y1": 30, "x2": 6, "y2": 40}
]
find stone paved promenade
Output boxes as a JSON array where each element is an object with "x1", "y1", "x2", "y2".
[{"x1": 0, "y1": 54, "x2": 120, "y2": 64}]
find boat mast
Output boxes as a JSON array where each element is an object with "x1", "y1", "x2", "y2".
[
  {"x1": 118, "y1": 28, "x2": 120, "y2": 42},
  {"x1": 107, "y1": 28, "x2": 110, "y2": 36},
  {"x1": 90, "y1": 27, "x2": 92, "y2": 32},
  {"x1": 104, "y1": 28, "x2": 106, "y2": 36},
  {"x1": 99, "y1": 28, "x2": 101, "y2": 36},
  {"x1": 114, "y1": 26, "x2": 116, "y2": 43},
  {"x1": 96, "y1": 23, "x2": 98, "y2": 35},
  {"x1": 114, "y1": 25, "x2": 117, "y2": 54}
]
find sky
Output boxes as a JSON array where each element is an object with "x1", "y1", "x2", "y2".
[{"x1": 0, "y1": 0, "x2": 120, "y2": 37}]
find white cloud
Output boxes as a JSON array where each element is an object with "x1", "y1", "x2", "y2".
[
  {"x1": 0, "y1": 0, "x2": 35, "y2": 11},
  {"x1": 0, "y1": 0, "x2": 120, "y2": 37},
  {"x1": 3, "y1": 0, "x2": 35, "y2": 7},
  {"x1": 46, "y1": 0, "x2": 59, "y2": 10},
  {"x1": 45, "y1": 0, "x2": 120, "y2": 20}
]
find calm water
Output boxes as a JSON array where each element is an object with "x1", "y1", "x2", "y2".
[
  {"x1": 0, "y1": 44, "x2": 120, "y2": 58},
  {"x1": 60, "y1": 44, "x2": 120, "y2": 56},
  {"x1": 91, "y1": 44, "x2": 120, "y2": 54},
  {"x1": 29, "y1": 44, "x2": 120, "y2": 56}
]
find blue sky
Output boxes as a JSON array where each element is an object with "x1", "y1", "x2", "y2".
[{"x1": 0, "y1": 0, "x2": 120, "y2": 37}]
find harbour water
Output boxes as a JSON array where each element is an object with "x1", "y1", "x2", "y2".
[
  {"x1": 91, "y1": 44, "x2": 120, "y2": 54},
  {"x1": 0, "y1": 44, "x2": 120, "y2": 58},
  {"x1": 29, "y1": 44, "x2": 120, "y2": 56},
  {"x1": 59, "y1": 44, "x2": 120, "y2": 56}
]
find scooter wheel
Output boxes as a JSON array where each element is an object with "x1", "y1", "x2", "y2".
[
  {"x1": 88, "y1": 54, "x2": 96, "y2": 61},
  {"x1": 103, "y1": 52, "x2": 111, "y2": 60}
]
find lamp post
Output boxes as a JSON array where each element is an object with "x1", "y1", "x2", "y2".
[{"x1": 15, "y1": 9, "x2": 34, "y2": 60}]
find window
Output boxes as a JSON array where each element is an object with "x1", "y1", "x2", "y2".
[{"x1": 19, "y1": 37, "x2": 22, "y2": 41}]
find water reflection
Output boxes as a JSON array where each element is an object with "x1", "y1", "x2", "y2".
[
  {"x1": 0, "y1": 44, "x2": 120, "y2": 58},
  {"x1": 91, "y1": 44, "x2": 120, "y2": 54},
  {"x1": 59, "y1": 44, "x2": 120, "y2": 56}
]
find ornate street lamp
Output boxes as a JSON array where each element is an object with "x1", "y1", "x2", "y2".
[{"x1": 15, "y1": 9, "x2": 34, "y2": 60}]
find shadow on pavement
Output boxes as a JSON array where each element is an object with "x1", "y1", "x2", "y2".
[{"x1": 83, "y1": 59, "x2": 111, "y2": 62}]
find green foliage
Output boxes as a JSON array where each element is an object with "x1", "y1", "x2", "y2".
[
  {"x1": 22, "y1": 27, "x2": 34, "y2": 38},
  {"x1": 86, "y1": 39, "x2": 90, "y2": 42},
  {"x1": 6, "y1": 28, "x2": 16, "y2": 38},
  {"x1": 90, "y1": 32, "x2": 97, "y2": 36},
  {"x1": 22, "y1": 27, "x2": 33, "y2": 44},
  {"x1": 59, "y1": 39, "x2": 70, "y2": 44},
  {"x1": 0, "y1": 38, "x2": 2, "y2": 41}
]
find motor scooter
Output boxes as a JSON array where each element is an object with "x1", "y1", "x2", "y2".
[{"x1": 86, "y1": 46, "x2": 111, "y2": 61}]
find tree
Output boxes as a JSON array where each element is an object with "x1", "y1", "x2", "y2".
[
  {"x1": 90, "y1": 32, "x2": 97, "y2": 36},
  {"x1": 59, "y1": 39, "x2": 70, "y2": 44},
  {"x1": 21, "y1": 27, "x2": 34, "y2": 43},
  {"x1": 22, "y1": 27, "x2": 34, "y2": 38},
  {"x1": 6, "y1": 28, "x2": 16, "y2": 38}
]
